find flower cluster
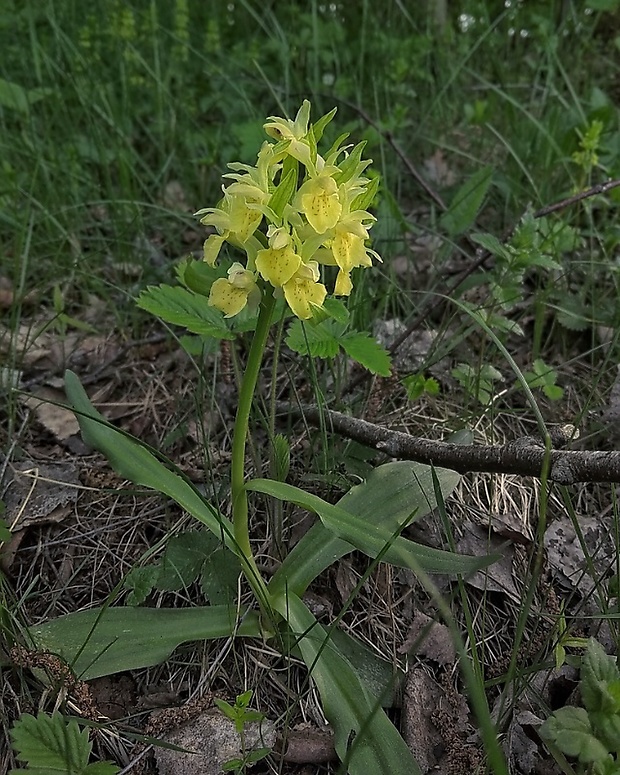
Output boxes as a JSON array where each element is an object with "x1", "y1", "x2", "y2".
[{"x1": 196, "y1": 101, "x2": 381, "y2": 320}]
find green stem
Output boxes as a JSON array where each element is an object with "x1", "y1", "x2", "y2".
[{"x1": 231, "y1": 287, "x2": 276, "y2": 606}]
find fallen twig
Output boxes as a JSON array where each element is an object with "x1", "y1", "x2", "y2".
[{"x1": 281, "y1": 403, "x2": 620, "y2": 484}]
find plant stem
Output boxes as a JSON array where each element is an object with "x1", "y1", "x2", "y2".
[{"x1": 231, "y1": 287, "x2": 276, "y2": 606}]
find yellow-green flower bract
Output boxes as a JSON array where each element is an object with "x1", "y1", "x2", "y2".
[{"x1": 197, "y1": 100, "x2": 381, "y2": 320}]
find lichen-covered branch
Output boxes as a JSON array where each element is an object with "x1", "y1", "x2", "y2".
[{"x1": 282, "y1": 404, "x2": 620, "y2": 485}]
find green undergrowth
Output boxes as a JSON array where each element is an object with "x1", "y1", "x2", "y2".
[{"x1": 3, "y1": 1, "x2": 620, "y2": 773}]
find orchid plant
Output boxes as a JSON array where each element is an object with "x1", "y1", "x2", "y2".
[{"x1": 22, "y1": 102, "x2": 497, "y2": 774}]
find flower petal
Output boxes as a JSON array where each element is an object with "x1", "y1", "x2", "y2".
[
  {"x1": 203, "y1": 234, "x2": 226, "y2": 266},
  {"x1": 297, "y1": 175, "x2": 342, "y2": 234},
  {"x1": 208, "y1": 277, "x2": 250, "y2": 317},
  {"x1": 334, "y1": 269, "x2": 353, "y2": 296},
  {"x1": 256, "y1": 246, "x2": 301, "y2": 287},
  {"x1": 283, "y1": 274, "x2": 327, "y2": 319}
]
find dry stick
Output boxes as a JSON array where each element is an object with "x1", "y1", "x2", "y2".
[{"x1": 280, "y1": 403, "x2": 620, "y2": 485}]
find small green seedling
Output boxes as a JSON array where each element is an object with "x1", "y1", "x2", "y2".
[
  {"x1": 452, "y1": 362, "x2": 504, "y2": 405},
  {"x1": 523, "y1": 358, "x2": 564, "y2": 401},
  {"x1": 552, "y1": 607, "x2": 589, "y2": 669},
  {"x1": 541, "y1": 638, "x2": 620, "y2": 773},
  {"x1": 402, "y1": 373, "x2": 440, "y2": 401},
  {"x1": 215, "y1": 690, "x2": 270, "y2": 773}
]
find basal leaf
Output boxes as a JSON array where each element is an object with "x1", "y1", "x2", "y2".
[
  {"x1": 64, "y1": 371, "x2": 234, "y2": 548},
  {"x1": 273, "y1": 593, "x2": 421, "y2": 775},
  {"x1": 251, "y1": 476, "x2": 495, "y2": 581},
  {"x1": 136, "y1": 284, "x2": 234, "y2": 339},
  {"x1": 26, "y1": 606, "x2": 261, "y2": 680},
  {"x1": 270, "y1": 461, "x2": 463, "y2": 596}
]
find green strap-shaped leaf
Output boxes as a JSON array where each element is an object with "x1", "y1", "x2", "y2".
[
  {"x1": 27, "y1": 606, "x2": 261, "y2": 680},
  {"x1": 250, "y1": 477, "x2": 496, "y2": 584},
  {"x1": 64, "y1": 370, "x2": 234, "y2": 549},
  {"x1": 270, "y1": 460, "x2": 464, "y2": 596},
  {"x1": 273, "y1": 592, "x2": 421, "y2": 775}
]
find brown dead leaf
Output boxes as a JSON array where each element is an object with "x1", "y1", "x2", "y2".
[
  {"x1": 22, "y1": 387, "x2": 80, "y2": 441},
  {"x1": 402, "y1": 668, "x2": 475, "y2": 773},
  {"x1": 1, "y1": 461, "x2": 80, "y2": 572},
  {"x1": 423, "y1": 149, "x2": 456, "y2": 187},
  {"x1": 4, "y1": 461, "x2": 80, "y2": 530},
  {"x1": 0, "y1": 323, "x2": 53, "y2": 369},
  {"x1": 544, "y1": 513, "x2": 616, "y2": 594},
  {"x1": 399, "y1": 611, "x2": 455, "y2": 665},
  {"x1": 457, "y1": 521, "x2": 520, "y2": 601},
  {"x1": 335, "y1": 559, "x2": 358, "y2": 604}
]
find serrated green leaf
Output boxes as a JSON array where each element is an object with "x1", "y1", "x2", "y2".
[
  {"x1": 540, "y1": 706, "x2": 608, "y2": 762},
  {"x1": 322, "y1": 297, "x2": 350, "y2": 324},
  {"x1": 136, "y1": 284, "x2": 234, "y2": 339},
  {"x1": 200, "y1": 546, "x2": 242, "y2": 605},
  {"x1": 340, "y1": 333, "x2": 392, "y2": 376},
  {"x1": 286, "y1": 320, "x2": 341, "y2": 358},
  {"x1": 591, "y1": 711, "x2": 620, "y2": 753},
  {"x1": 470, "y1": 231, "x2": 511, "y2": 261},
  {"x1": 440, "y1": 166, "x2": 494, "y2": 236},
  {"x1": 155, "y1": 530, "x2": 216, "y2": 591},
  {"x1": 123, "y1": 566, "x2": 158, "y2": 606},
  {"x1": 10, "y1": 713, "x2": 95, "y2": 774},
  {"x1": 556, "y1": 297, "x2": 590, "y2": 331},
  {"x1": 582, "y1": 639, "x2": 620, "y2": 715}
]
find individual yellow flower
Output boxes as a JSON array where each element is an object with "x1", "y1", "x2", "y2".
[
  {"x1": 196, "y1": 186, "x2": 268, "y2": 266},
  {"x1": 255, "y1": 226, "x2": 301, "y2": 287},
  {"x1": 225, "y1": 141, "x2": 279, "y2": 194},
  {"x1": 282, "y1": 261, "x2": 327, "y2": 319},
  {"x1": 208, "y1": 263, "x2": 258, "y2": 317},
  {"x1": 295, "y1": 173, "x2": 342, "y2": 234},
  {"x1": 263, "y1": 100, "x2": 313, "y2": 168},
  {"x1": 309, "y1": 202, "x2": 381, "y2": 296}
]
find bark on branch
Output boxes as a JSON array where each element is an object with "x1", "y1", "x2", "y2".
[{"x1": 282, "y1": 403, "x2": 620, "y2": 485}]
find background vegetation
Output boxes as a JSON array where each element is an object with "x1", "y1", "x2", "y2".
[{"x1": 3, "y1": 0, "x2": 620, "y2": 773}]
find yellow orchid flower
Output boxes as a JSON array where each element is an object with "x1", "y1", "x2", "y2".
[
  {"x1": 263, "y1": 100, "x2": 313, "y2": 168},
  {"x1": 225, "y1": 141, "x2": 280, "y2": 194},
  {"x1": 208, "y1": 262, "x2": 258, "y2": 317},
  {"x1": 196, "y1": 187, "x2": 268, "y2": 266},
  {"x1": 255, "y1": 226, "x2": 301, "y2": 287},
  {"x1": 282, "y1": 260, "x2": 327, "y2": 319},
  {"x1": 294, "y1": 172, "x2": 342, "y2": 234}
]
